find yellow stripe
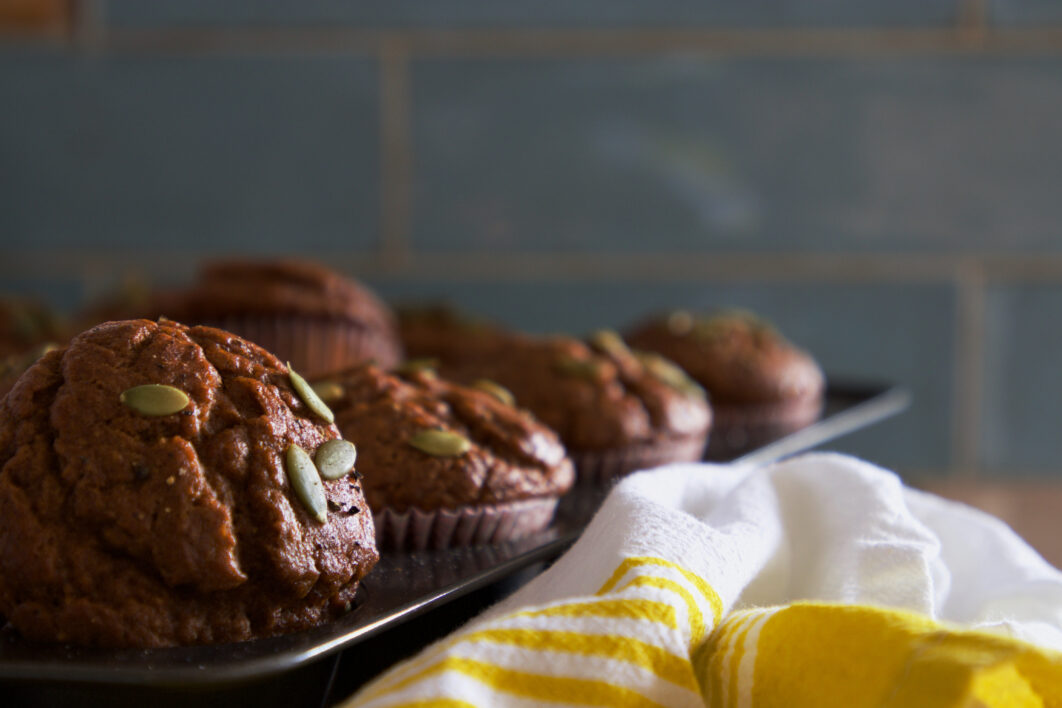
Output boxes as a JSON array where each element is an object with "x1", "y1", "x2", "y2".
[
  {"x1": 375, "y1": 656, "x2": 671, "y2": 707},
  {"x1": 750, "y1": 603, "x2": 1062, "y2": 708},
  {"x1": 374, "y1": 701, "x2": 477, "y2": 708},
  {"x1": 362, "y1": 597, "x2": 681, "y2": 702},
  {"x1": 597, "y1": 556, "x2": 723, "y2": 625},
  {"x1": 726, "y1": 612, "x2": 760, "y2": 708},
  {"x1": 363, "y1": 556, "x2": 720, "y2": 704},
  {"x1": 457, "y1": 627, "x2": 698, "y2": 692},
  {"x1": 618, "y1": 575, "x2": 707, "y2": 646},
  {"x1": 514, "y1": 598, "x2": 679, "y2": 630},
  {"x1": 704, "y1": 611, "x2": 755, "y2": 708}
]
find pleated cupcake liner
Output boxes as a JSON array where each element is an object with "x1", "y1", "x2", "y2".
[
  {"x1": 568, "y1": 434, "x2": 709, "y2": 487},
  {"x1": 200, "y1": 315, "x2": 400, "y2": 378},
  {"x1": 373, "y1": 496, "x2": 560, "y2": 551},
  {"x1": 705, "y1": 394, "x2": 824, "y2": 461}
]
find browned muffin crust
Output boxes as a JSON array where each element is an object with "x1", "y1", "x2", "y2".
[
  {"x1": 313, "y1": 363, "x2": 573, "y2": 514},
  {"x1": 0, "y1": 319, "x2": 378, "y2": 648},
  {"x1": 397, "y1": 327, "x2": 711, "y2": 459},
  {"x1": 175, "y1": 260, "x2": 391, "y2": 324},
  {"x1": 624, "y1": 309, "x2": 824, "y2": 410},
  {"x1": 161, "y1": 258, "x2": 403, "y2": 374},
  {"x1": 397, "y1": 305, "x2": 511, "y2": 366}
]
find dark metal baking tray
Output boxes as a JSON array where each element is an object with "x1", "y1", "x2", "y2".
[{"x1": 0, "y1": 380, "x2": 909, "y2": 704}]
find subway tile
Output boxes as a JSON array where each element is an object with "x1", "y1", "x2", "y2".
[
  {"x1": 982, "y1": 285, "x2": 1062, "y2": 474},
  {"x1": 369, "y1": 278, "x2": 955, "y2": 471},
  {"x1": 105, "y1": 1, "x2": 956, "y2": 29},
  {"x1": 0, "y1": 49, "x2": 379, "y2": 253},
  {"x1": 411, "y1": 56, "x2": 1062, "y2": 254},
  {"x1": 988, "y1": 1, "x2": 1062, "y2": 25},
  {"x1": 0, "y1": 277, "x2": 84, "y2": 315}
]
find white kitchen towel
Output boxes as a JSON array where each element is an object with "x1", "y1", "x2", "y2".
[{"x1": 344, "y1": 452, "x2": 1062, "y2": 707}]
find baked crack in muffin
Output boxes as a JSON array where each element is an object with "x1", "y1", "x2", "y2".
[
  {"x1": 312, "y1": 362, "x2": 574, "y2": 549},
  {"x1": 0, "y1": 319, "x2": 378, "y2": 648},
  {"x1": 399, "y1": 321, "x2": 712, "y2": 484}
]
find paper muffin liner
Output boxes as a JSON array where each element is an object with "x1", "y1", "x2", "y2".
[
  {"x1": 373, "y1": 496, "x2": 561, "y2": 551},
  {"x1": 705, "y1": 393, "x2": 824, "y2": 461},
  {"x1": 200, "y1": 315, "x2": 401, "y2": 378},
  {"x1": 569, "y1": 434, "x2": 709, "y2": 487}
]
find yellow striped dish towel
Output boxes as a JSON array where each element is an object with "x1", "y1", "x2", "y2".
[{"x1": 343, "y1": 452, "x2": 1062, "y2": 707}]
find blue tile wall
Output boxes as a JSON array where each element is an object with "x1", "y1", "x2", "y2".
[
  {"x1": 367, "y1": 277, "x2": 955, "y2": 470},
  {"x1": 0, "y1": 277, "x2": 85, "y2": 314},
  {"x1": 411, "y1": 56, "x2": 1062, "y2": 254},
  {"x1": 982, "y1": 285, "x2": 1062, "y2": 473},
  {"x1": 106, "y1": 1, "x2": 958, "y2": 29},
  {"x1": 989, "y1": 1, "x2": 1062, "y2": 25},
  {"x1": 0, "y1": 49, "x2": 379, "y2": 253},
  {"x1": 6, "y1": 2, "x2": 1062, "y2": 479}
]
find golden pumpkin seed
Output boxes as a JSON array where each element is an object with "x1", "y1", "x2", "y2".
[
  {"x1": 285, "y1": 443, "x2": 327, "y2": 523},
  {"x1": 589, "y1": 329, "x2": 633, "y2": 359},
  {"x1": 636, "y1": 351, "x2": 705, "y2": 398},
  {"x1": 394, "y1": 358, "x2": 439, "y2": 376},
  {"x1": 120, "y1": 384, "x2": 190, "y2": 416},
  {"x1": 315, "y1": 438, "x2": 357, "y2": 480},
  {"x1": 407, "y1": 429, "x2": 471, "y2": 457},
  {"x1": 696, "y1": 309, "x2": 774, "y2": 340},
  {"x1": 311, "y1": 380, "x2": 345, "y2": 403},
  {"x1": 666, "y1": 310, "x2": 694, "y2": 335},
  {"x1": 471, "y1": 379, "x2": 515, "y2": 406},
  {"x1": 288, "y1": 363, "x2": 334, "y2": 423},
  {"x1": 554, "y1": 355, "x2": 601, "y2": 379}
]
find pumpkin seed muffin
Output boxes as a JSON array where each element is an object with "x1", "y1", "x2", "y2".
[
  {"x1": 399, "y1": 327, "x2": 712, "y2": 485},
  {"x1": 165, "y1": 258, "x2": 402, "y2": 378},
  {"x1": 624, "y1": 309, "x2": 825, "y2": 459},
  {"x1": 0, "y1": 319, "x2": 378, "y2": 648},
  {"x1": 311, "y1": 362, "x2": 574, "y2": 550}
]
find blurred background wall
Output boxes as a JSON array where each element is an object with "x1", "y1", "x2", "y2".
[{"x1": 3, "y1": 0, "x2": 1062, "y2": 492}]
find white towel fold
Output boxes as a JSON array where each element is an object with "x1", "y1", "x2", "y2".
[{"x1": 345, "y1": 452, "x2": 1062, "y2": 707}]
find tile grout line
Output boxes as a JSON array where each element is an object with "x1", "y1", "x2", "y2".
[
  {"x1": 16, "y1": 251, "x2": 1062, "y2": 282},
  {"x1": 378, "y1": 35, "x2": 413, "y2": 270},
  {"x1": 951, "y1": 259, "x2": 986, "y2": 478},
  {"x1": 93, "y1": 27, "x2": 1062, "y2": 57}
]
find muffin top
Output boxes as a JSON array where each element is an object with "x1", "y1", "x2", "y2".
[
  {"x1": 624, "y1": 309, "x2": 825, "y2": 406},
  {"x1": 0, "y1": 319, "x2": 377, "y2": 648},
  {"x1": 313, "y1": 362, "x2": 574, "y2": 513},
  {"x1": 400, "y1": 327, "x2": 711, "y2": 454},
  {"x1": 397, "y1": 304, "x2": 511, "y2": 366},
  {"x1": 168, "y1": 259, "x2": 396, "y2": 325}
]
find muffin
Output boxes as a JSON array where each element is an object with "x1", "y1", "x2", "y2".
[
  {"x1": 399, "y1": 324, "x2": 712, "y2": 485},
  {"x1": 625, "y1": 309, "x2": 825, "y2": 458},
  {"x1": 0, "y1": 319, "x2": 378, "y2": 648},
  {"x1": 397, "y1": 304, "x2": 511, "y2": 365},
  {"x1": 164, "y1": 259, "x2": 402, "y2": 378},
  {"x1": 311, "y1": 362, "x2": 574, "y2": 550}
]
